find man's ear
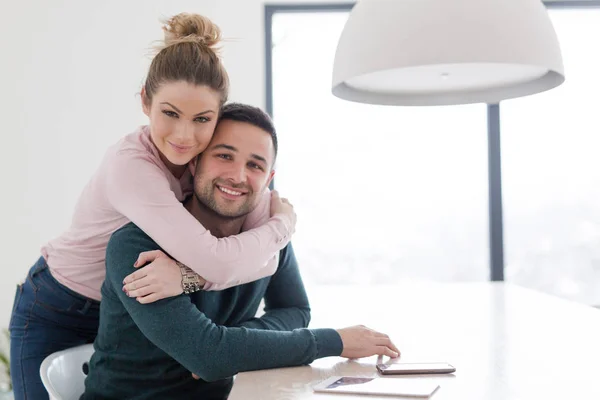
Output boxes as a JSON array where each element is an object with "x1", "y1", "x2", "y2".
[
  {"x1": 265, "y1": 169, "x2": 275, "y2": 190},
  {"x1": 188, "y1": 155, "x2": 200, "y2": 177},
  {"x1": 141, "y1": 87, "x2": 151, "y2": 117}
]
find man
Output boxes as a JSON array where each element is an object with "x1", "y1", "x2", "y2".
[{"x1": 83, "y1": 103, "x2": 399, "y2": 399}]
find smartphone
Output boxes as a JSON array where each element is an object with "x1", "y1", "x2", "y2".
[{"x1": 377, "y1": 362, "x2": 456, "y2": 375}]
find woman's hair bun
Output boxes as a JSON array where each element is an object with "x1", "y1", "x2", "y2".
[{"x1": 162, "y1": 12, "x2": 222, "y2": 50}]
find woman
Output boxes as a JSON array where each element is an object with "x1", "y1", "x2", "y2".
[{"x1": 9, "y1": 12, "x2": 295, "y2": 400}]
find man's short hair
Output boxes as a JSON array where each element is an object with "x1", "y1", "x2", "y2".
[{"x1": 219, "y1": 103, "x2": 278, "y2": 162}]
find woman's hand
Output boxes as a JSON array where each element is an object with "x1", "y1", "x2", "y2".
[
  {"x1": 270, "y1": 190, "x2": 296, "y2": 233},
  {"x1": 122, "y1": 250, "x2": 185, "y2": 304}
]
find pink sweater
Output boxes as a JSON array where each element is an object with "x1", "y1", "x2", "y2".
[{"x1": 42, "y1": 126, "x2": 293, "y2": 301}]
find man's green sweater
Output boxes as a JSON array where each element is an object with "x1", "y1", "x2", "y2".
[{"x1": 82, "y1": 223, "x2": 343, "y2": 399}]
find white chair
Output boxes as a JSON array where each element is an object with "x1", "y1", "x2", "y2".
[{"x1": 39, "y1": 344, "x2": 94, "y2": 400}]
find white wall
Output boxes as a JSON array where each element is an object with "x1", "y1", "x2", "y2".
[{"x1": 0, "y1": 0, "x2": 348, "y2": 328}]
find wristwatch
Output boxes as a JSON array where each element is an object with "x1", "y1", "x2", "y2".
[{"x1": 177, "y1": 262, "x2": 203, "y2": 294}]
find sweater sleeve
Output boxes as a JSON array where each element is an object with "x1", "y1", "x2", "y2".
[
  {"x1": 205, "y1": 191, "x2": 280, "y2": 291},
  {"x1": 238, "y1": 243, "x2": 312, "y2": 331},
  {"x1": 105, "y1": 228, "x2": 342, "y2": 382},
  {"x1": 104, "y1": 151, "x2": 292, "y2": 287}
]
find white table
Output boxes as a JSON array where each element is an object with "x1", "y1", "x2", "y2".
[{"x1": 229, "y1": 283, "x2": 600, "y2": 399}]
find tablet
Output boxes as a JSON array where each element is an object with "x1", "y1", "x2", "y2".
[{"x1": 313, "y1": 376, "x2": 440, "y2": 398}]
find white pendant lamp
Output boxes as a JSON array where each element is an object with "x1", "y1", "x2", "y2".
[{"x1": 332, "y1": 0, "x2": 565, "y2": 106}]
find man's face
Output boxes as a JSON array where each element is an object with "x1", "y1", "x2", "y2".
[{"x1": 193, "y1": 119, "x2": 275, "y2": 218}]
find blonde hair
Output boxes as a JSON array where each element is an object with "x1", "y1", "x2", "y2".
[{"x1": 144, "y1": 13, "x2": 229, "y2": 107}]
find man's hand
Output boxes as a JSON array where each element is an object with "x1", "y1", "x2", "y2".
[
  {"x1": 270, "y1": 190, "x2": 296, "y2": 233},
  {"x1": 336, "y1": 325, "x2": 400, "y2": 359},
  {"x1": 122, "y1": 250, "x2": 205, "y2": 304}
]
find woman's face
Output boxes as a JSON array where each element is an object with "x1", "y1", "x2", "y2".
[{"x1": 142, "y1": 80, "x2": 221, "y2": 169}]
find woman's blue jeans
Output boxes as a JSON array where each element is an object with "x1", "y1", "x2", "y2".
[{"x1": 9, "y1": 257, "x2": 100, "y2": 400}]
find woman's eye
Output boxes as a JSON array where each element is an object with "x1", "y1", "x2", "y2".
[
  {"x1": 195, "y1": 117, "x2": 210, "y2": 123},
  {"x1": 162, "y1": 110, "x2": 178, "y2": 118},
  {"x1": 217, "y1": 154, "x2": 232, "y2": 160}
]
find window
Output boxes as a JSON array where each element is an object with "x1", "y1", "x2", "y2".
[
  {"x1": 502, "y1": 9, "x2": 600, "y2": 305},
  {"x1": 271, "y1": 11, "x2": 489, "y2": 285}
]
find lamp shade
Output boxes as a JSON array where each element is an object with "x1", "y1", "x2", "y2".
[{"x1": 332, "y1": 0, "x2": 565, "y2": 106}]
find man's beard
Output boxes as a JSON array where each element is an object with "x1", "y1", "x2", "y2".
[{"x1": 194, "y1": 181, "x2": 254, "y2": 220}]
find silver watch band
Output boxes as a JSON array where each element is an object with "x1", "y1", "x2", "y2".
[{"x1": 177, "y1": 262, "x2": 203, "y2": 294}]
